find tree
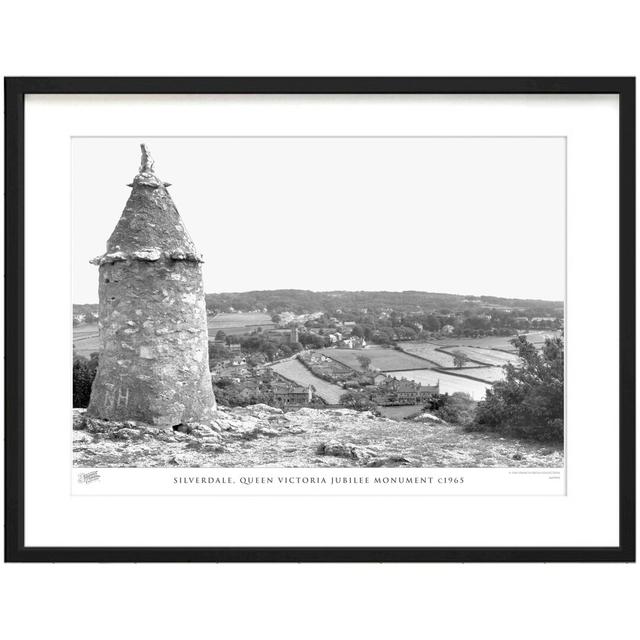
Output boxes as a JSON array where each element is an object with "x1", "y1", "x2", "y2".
[
  {"x1": 279, "y1": 344, "x2": 292, "y2": 357},
  {"x1": 340, "y1": 390, "x2": 379, "y2": 413},
  {"x1": 263, "y1": 343, "x2": 278, "y2": 361},
  {"x1": 209, "y1": 343, "x2": 229, "y2": 361},
  {"x1": 472, "y1": 336, "x2": 564, "y2": 441},
  {"x1": 423, "y1": 315, "x2": 441, "y2": 332},
  {"x1": 428, "y1": 392, "x2": 477, "y2": 426},
  {"x1": 356, "y1": 355, "x2": 372, "y2": 371},
  {"x1": 299, "y1": 333, "x2": 329, "y2": 349},
  {"x1": 396, "y1": 326, "x2": 417, "y2": 340},
  {"x1": 351, "y1": 325, "x2": 365, "y2": 338},
  {"x1": 73, "y1": 355, "x2": 96, "y2": 408},
  {"x1": 452, "y1": 350, "x2": 469, "y2": 368},
  {"x1": 371, "y1": 327, "x2": 395, "y2": 345},
  {"x1": 215, "y1": 329, "x2": 227, "y2": 342},
  {"x1": 463, "y1": 315, "x2": 491, "y2": 332}
]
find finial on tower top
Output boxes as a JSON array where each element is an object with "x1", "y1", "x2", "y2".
[
  {"x1": 127, "y1": 144, "x2": 167, "y2": 188},
  {"x1": 139, "y1": 144, "x2": 154, "y2": 173}
]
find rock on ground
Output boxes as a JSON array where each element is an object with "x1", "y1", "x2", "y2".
[{"x1": 72, "y1": 406, "x2": 564, "y2": 469}]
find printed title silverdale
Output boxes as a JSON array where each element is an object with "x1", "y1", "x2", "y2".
[{"x1": 171, "y1": 475, "x2": 463, "y2": 484}]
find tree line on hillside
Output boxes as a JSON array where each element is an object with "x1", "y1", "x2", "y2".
[
  {"x1": 202, "y1": 289, "x2": 563, "y2": 317},
  {"x1": 297, "y1": 311, "x2": 560, "y2": 345},
  {"x1": 74, "y1": 290, "x2": 562, "y2": 331},
  {"x1": 209, "y1": 329, "x2": 329, "y2": 364}
]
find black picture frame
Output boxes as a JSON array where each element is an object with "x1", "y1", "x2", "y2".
[{"x1": 4, "y1": 77, "x2": 635, "y2": 563}]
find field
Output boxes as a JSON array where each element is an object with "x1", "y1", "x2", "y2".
[
  {"x1": 208, "y1": 311, "x2": 275, "y2": 336},
  {"x1": 449, "y1": 367, "x2": 506, "y2": 383},
  {"x1": 439, "y1": 346, "x2": 521, "y2": 367},
  {"x1": 319, "y1": 347, "x2": 430, "y2": 372},
  {"x1": 430, "y1": 331, "x2": 560, "y2": 352},
  {"x1": 397, "y1": 332, "x2": 560, "y2": 376},
  {"x1": 270, "y1": 358, "x2": 345, "y2": 404},
  {"x1": 398, "y1": 341, "x2": 478, "y2": 368},
  {"x1": 316, "y1": 345, "x2": 517, "y2": 392},
  {"x1": 73, "y1": 325, "x2": 100, "y2": 357},
  {"x1": 388, "y1": 369, "x2": 492, "y2": 400}
]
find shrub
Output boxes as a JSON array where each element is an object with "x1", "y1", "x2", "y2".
[
  {"x1": 470, "y1": 336, "x2": 564, "y2": 442},
  {"x1": 339, "y1": 390, "x2": 379, "y2": 414},
  {"x1": 428, "y1": 392, "x2": 477, "y2": 426},
  {"x1": 73, "y1": 353, "x2": 98, "y2": 408}
]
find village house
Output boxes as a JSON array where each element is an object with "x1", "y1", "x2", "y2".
[
  {"x1": 214, "y1": 337, "x2": 242, "y2": 352},
  {"x1": 339, "y1": 336, "x2": 366, "y2": 349},
  {"x1": 372, "y1": 377, "x2": 439, "y2": 406},
  {"x1": 247, "y1": 352, "x2": 269, "y2": 366},
  {"x1": 268, "y1": 382, "x2": 314, "y2": 408},
  {"x1": 235, "y1": 381, "x2": 262, "y2": 402},
  {"x1": 212, "y1": 363, "x2": 249, "y2": 381},
  {"x1": 265, "y1": 328, "x2": 300, "y2": 344}
]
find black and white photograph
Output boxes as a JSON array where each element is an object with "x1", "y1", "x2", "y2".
[
  {"x1": 6, "y1": 75, "x2": 632, "y2": 564},
  {"x1": 71, "y1": 137, "x2": 565, "y2": 471}
]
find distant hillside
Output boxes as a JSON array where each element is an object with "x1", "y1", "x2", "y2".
[
  {"x1": 75, "y1": 289, "x2": 563, "y2": 320},
  {"x1": 203, "y1": 289, "x2": 563, "y2": 317}
]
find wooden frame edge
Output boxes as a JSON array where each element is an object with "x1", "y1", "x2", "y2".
[{"x1": 4, "y1": 77, "x2": 635, "y2": 563}]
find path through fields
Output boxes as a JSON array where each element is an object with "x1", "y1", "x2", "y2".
[{"x1": 270, "y1": 358, "x2": 345, "y2": 404}]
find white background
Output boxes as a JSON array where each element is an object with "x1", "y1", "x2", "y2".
[
  {"x1": 73, "y1": 136, "x2": 566, "y2": 301},
  {"x1": 1, "y1": 2, "x2": 638, "y2": 640},
  {"x1": 27, "y1": 94, "x2": 606, "y2": 545}
]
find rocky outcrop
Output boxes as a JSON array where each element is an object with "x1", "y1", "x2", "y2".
[
  {"x1": 315, "y1": 440, "x2": 414, "y2": 467},
  {"x1": 316, "y1": 440, "x2": 374, "y2": 460},
  {"x1": 73, "y1": 405, "x2": 565, "y2": 469}
]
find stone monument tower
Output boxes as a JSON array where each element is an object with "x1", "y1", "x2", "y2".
[{"x1": 87, "y1": 144, "x2": 216, "y2": 427}]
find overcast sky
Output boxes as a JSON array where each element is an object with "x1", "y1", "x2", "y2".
[{"x1": 72, "y1": 137, "x2": 565, "y2": 303}]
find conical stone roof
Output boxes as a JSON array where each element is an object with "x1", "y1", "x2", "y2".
[{"x1": 92, "y1": 144, "x2": 203, "y2": 266}]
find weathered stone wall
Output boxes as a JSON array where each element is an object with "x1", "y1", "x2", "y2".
[
  {"x1": 88, "y1": 255, "x2": 216, "y2": 426},
  {"x1": 87, "y1": 146, "x2": 216, "y2": 427}
]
